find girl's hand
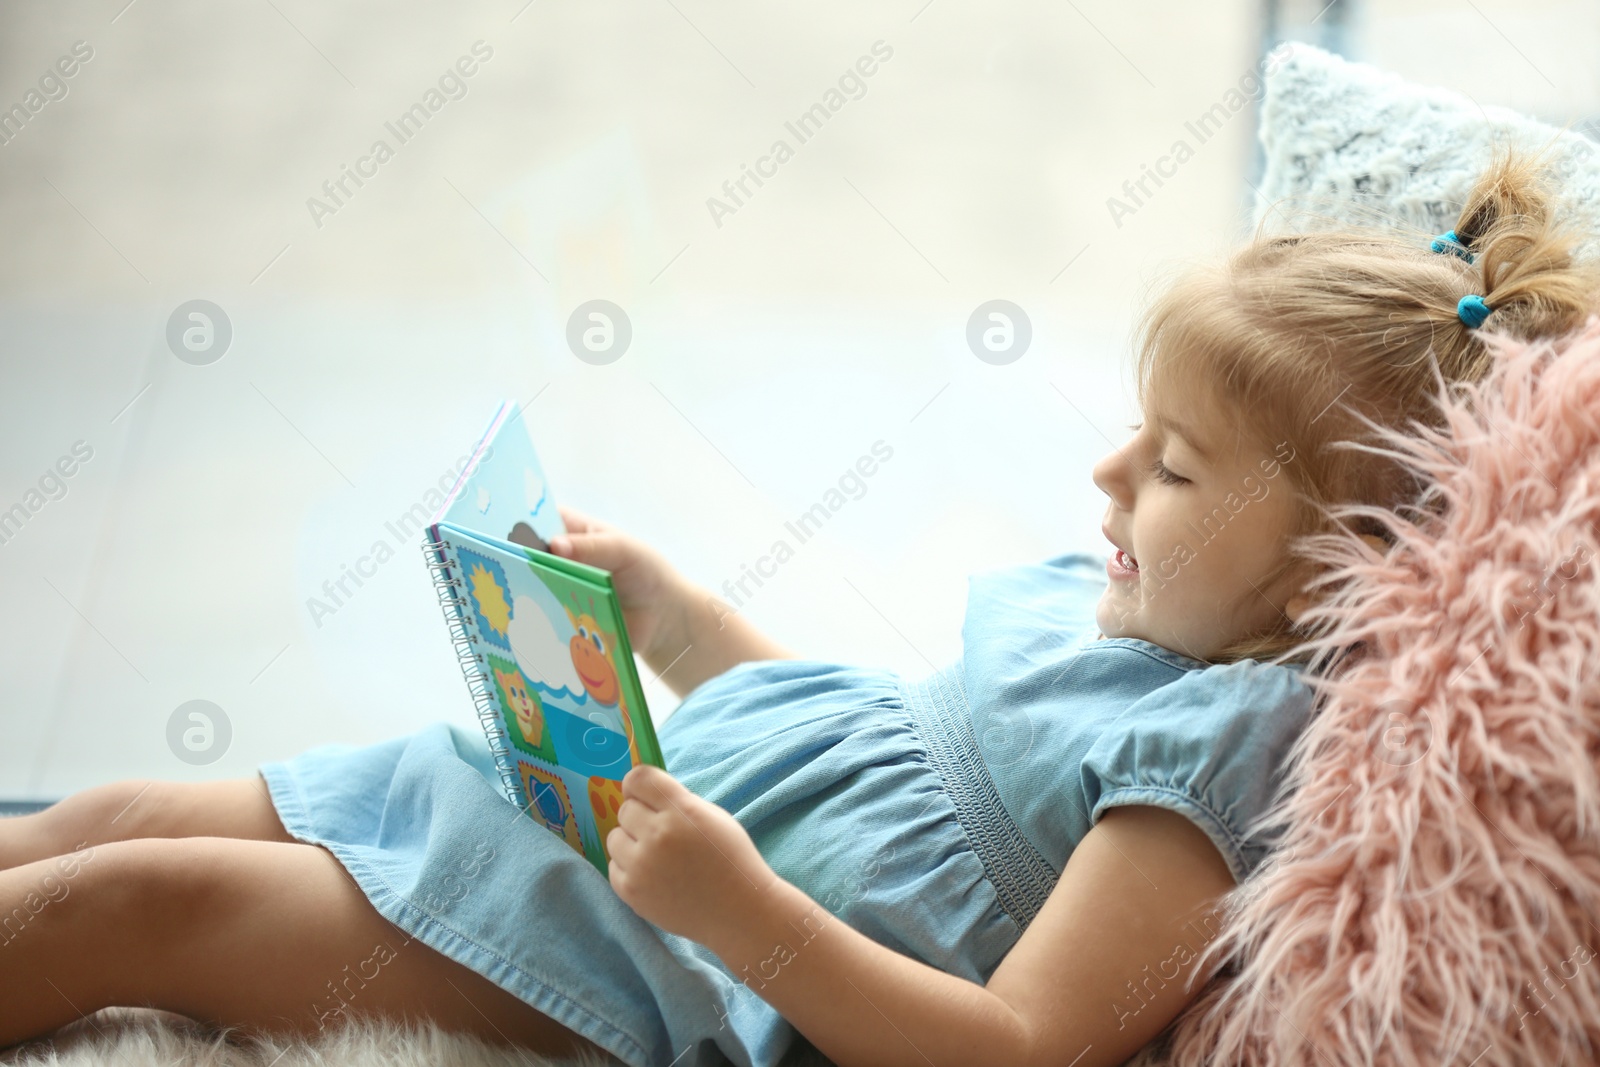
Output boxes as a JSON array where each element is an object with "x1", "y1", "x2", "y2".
[
  {"x1": 547, "y1": 505, "x2": 689, "y2": 666},
  {"x1": 606, "y1": 764, "x2": 780, "y2": 947},
  {"x1": 548, "y1": 503, "x2": 795, "y2": 699}
]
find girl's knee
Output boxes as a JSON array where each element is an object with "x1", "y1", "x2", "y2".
[
  {"x1": 41, "y1": 777, "x2": 290, "y2": 848},
  {"x1": 0, "y1": 780, "x2": 153, "y2": 869},
  {"x1": 74, "y1": 838, "x2": 234, "y2": 945},
  {"x1": 0, "y1": 839, "x2": 191, "y2": 997},
  {"x1": 14, "y1": 837, "x2": 257, "y2": 1012},
  {"x1": 43, "y1": 778, "x2": 158, "y2": 842}
]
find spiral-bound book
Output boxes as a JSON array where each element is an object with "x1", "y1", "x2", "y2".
[{"x1": 422, "y1": 400, "x2": 666, "y2": 877}]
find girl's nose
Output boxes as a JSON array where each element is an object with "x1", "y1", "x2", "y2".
[{"x1": 1092, "y1": 446, "x2": 1135, "y2": 508}]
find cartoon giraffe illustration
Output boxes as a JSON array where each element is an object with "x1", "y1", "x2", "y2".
[
  {"x1": 566, "y1": 591, "x2": 642, "y2": 766},
  {"x1": 566, "y1": 592, "x2": 619, "y2": 706},
  {"x1": 589, "y1": 776, "x2": 625, "y2": 861}
]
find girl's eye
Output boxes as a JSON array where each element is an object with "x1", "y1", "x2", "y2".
[{"x1": 1147, "y1": 458, "x2": 1188, "y2": 485}]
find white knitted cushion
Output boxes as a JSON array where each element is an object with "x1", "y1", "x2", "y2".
[{"x1": 1254, "y1": 42, "x2": 1600, "y2": 258}]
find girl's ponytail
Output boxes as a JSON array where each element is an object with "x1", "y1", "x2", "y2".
[{"x1": 1449, "y1": 152, "x2": 1598, "y2": 341}]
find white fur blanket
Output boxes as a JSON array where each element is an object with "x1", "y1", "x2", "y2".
[{"x1": 0, "y1": 1008, "x2": 619, "y2": 1067}]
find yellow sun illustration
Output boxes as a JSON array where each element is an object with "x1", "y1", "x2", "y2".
[{"x1": 468, "y1": 563, "x2": 512, "y2": 636}]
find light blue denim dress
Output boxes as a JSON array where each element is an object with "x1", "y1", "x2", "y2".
[{"x1": 260, "y1": 552, "x2": 1316, "y2": 1066}]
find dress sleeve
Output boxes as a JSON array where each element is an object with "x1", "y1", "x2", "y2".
[{"x1": 1077, "y1": 659, "x2": 1316, "y2": 883}]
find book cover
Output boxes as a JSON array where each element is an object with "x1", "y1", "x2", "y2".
[{"x1": 423, "y1": 401, "x2": 665, "y2": 876}]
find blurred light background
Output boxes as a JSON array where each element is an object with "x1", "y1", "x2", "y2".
[{"x1": 2, "y1": 0, "x2": 1596, "y2": 800}]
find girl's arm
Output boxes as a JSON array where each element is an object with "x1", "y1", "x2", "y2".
[
  {"x1": 645, "y1": 571, "x2": 795, "y2": 697},
  {"x1": 548, "y1": 506, "x2": 794, "y2": 698},
  {"x1": 609, "y1": 767, "x2": 1237, "y2": 1067}
]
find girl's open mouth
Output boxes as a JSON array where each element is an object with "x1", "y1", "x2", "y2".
[{"x1": 1108, "y1": 548, "x2": 1140, "y2": 580}]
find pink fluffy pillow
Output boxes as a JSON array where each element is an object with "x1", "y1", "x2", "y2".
[{"x1": 1144, "y1": 317, "x2": 1600, "y2": 1066}]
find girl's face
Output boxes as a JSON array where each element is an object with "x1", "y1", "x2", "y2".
[{"x1": 1090, "y1": 385, "x2": 1311, "y2": 662}]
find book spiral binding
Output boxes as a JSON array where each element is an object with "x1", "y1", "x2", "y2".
[{"x1": 421, "y1": 535, "x2": 527, "y2": 811}]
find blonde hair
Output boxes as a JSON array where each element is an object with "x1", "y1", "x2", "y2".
[{"x1": 1135, "y1": 152, "x2": 1600, "y2": 667}]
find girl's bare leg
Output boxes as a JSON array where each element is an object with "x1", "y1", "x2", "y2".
[
  {"x1": 0, "y1": 836, "x2": 605, "y2": 1060},
  {"x1": 0, "y1": 777, "x2": 291, "y2": 869}
]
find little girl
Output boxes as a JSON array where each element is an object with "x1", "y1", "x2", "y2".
[{"x1": 4, "y1": 155, "x2": 1596, "y2": 1067}]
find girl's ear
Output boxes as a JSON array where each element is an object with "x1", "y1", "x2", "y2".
[
  {"x1": 1356, "y1": 532, "x2": 1391, "y2": 555},
  {"x1": 1283, "y1": 534, "x2": 1390, "y2": 624},
  {"x1": 1284, "y1": 591, "x2": 1313, "y2": 626}
]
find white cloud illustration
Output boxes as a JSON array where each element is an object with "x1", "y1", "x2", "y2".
[{"x1": 507, "y1": 594, "x2": 582, "y2": 696}]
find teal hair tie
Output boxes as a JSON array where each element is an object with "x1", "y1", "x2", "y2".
[
  {"x1": 1430, "y1": 229, "x2": 1474, "y2": 263},
  {"x1": 1457, "y1": 293, "x2": 1492, "y2": 328}
]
